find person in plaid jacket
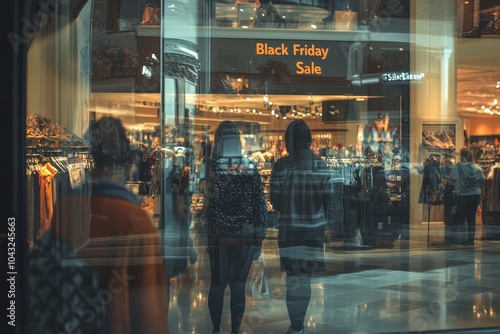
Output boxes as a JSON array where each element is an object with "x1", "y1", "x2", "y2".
[{"x1": 270, "y1": 120, "x2": 335, "y2": 334}]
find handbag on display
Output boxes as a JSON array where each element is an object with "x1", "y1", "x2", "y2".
[
  {"x1": 334, "y1": 10, "x2": 358, "y2": 30},
  {"x1": 141, "y1": 4, "x2": 160, "y2": 26}
]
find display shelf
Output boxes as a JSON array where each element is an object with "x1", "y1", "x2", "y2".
[
  {"x1": 136, "y1": 25, "x2": 369, "y2": 41},
  {"x1": 422, "y1": 123, "x2": 456, "y2": 150}
]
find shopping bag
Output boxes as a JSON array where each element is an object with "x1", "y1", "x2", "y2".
[
  {"x1": 248, "y1": 254, "x2": 269, "y2": 300},
  {"x1": 334, "y1": 11, "x2": 358, "y2": 30}
]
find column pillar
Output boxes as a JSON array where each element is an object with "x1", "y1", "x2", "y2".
[{"x1": 409, "y1": 0, "x2": 459, "y2": 245}]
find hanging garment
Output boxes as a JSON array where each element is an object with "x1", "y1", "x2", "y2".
[
  {"x1": 36, "y1": 162, "x2": 59, "y2": 238},
  {"x1": 148, "y1": 148, "x2": 162, "y2": 197},
  {"x1": 418, "y1": 156, "x2": 445, "y2": 205},
  {"x1": 490, "y1": 166, "x2": 500, "y2": 212},
  {"x1": 27, "y1": 173, "x2": 35, "y2": 249}
]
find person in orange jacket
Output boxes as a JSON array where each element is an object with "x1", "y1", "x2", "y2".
[{"x1": 83, "y1": 116, "x2": 169, "y2": 334}]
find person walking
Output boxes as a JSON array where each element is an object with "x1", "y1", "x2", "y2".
[
  {"x1": 270, "y1": 120, "x2": 334, "y2": 334},
  {"x1": 84, "y1": 116, "x2": 169, "y2": 333},
  {"x1": 205, "y1": 121, "x2": 268, "y2": 334},
  {"x1": 448, "y1": 146, "x2": 485, "y2": 246}
]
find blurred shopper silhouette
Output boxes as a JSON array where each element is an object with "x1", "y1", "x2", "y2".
[
  {"x1": 448, "y1": 147, "x2": 485, "y2": 245},
  {"x1": 28, "y1": 116, "x2": 169, "y2": 334},
  {"x1": 255, "y1": 0, "x2": 286, "y2": 28},
  {"x1": 270, "y1": 120, "x2": 334, "y2": 334},
  {"x1": 161, "y1": 144, "x2": 198, "y2": 308},
  {"x1": 83, "y1": 117, "x2": 169, "y2": 333},
  {"x1": 204, "y1": 121, "x2": 267, "y2": 334}
]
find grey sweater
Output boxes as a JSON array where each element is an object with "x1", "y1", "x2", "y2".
[{"x1": 448, "y1": 162, "x2": 485, "y2": 196}]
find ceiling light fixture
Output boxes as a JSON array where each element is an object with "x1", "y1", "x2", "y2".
[{"x1": 477, "y1": 98, "x2": 500, "y2": 115}]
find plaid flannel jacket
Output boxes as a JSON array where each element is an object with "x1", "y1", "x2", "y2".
[{"x1": 270, "y1": 149, "x2": 335, "y2": 229}]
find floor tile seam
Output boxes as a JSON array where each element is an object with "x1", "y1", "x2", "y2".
[
  {"x1": 452, "y1": 285, "x2": 498, "y2": 294},
  {"x1": 342, "y1": 273, "x2": 434, "y2": 280},
  {"x1": 339, "y1": 268, "x2": 447, "y2": 279},
  {"x1": 303, "y1": 309, "x2": 416, "y2": 329}
]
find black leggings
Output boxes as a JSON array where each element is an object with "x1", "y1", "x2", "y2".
[
  {"x1": 208, "y1": 244, "x2": 255, "y2": 333},
  {"x1": 279, "y1": 228, "x2": 325, "y2": 332},
  {"x1": 283, "y1": 268, "x2": 312, "y2": 332},
  {"x1": 455, "y1": 194, "x2": 481, "y2": 244}
]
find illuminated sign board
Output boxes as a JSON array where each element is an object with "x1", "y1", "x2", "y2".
[
  {"x1": 255, "y1": 42, "x2": 330, "y2": 75},
  {"x1": 208, "y1": 39, "x2": 411, "y2": 94},
  {"x1": 210, "y1": 39, "x2": 344, "y2": 78},
  {"x1": 381, "y1": 72, "x2": 424, "y2": 83}
]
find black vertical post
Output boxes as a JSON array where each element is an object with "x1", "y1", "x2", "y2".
[
  {"x1": 428, "y1": 204, "x2": 431, "y2": 248},
  {"x1": 4, "y1": 0, "x2": 27, "y2": 333}
]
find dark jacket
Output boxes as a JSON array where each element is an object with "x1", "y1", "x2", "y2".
[{"x1": 206, "y1": 160, "x2": 268, "y2": 245}]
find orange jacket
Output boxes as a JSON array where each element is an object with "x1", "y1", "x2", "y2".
[{"x1": 80, "y1": 183, "x2": 169, "y2": 334}]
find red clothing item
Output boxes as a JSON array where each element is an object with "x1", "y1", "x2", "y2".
[
  {"x1": 81, "y1": 195, "x2": 169, "y2": 334},
  {"x1": 236, "y1": 0, "x2": 260, "y2": 6}
]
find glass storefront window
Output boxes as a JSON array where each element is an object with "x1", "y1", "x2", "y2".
[{"x1": 6, "y1": 0, "x2": 500, "y2": 333}]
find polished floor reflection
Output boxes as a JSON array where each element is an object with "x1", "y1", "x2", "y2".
[{"x1": 166, "y1": 226, "x2": 500, "y2": 334}]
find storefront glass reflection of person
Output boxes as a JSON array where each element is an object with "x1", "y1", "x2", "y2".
[
  {"x1": 84, "y1": 117, "x2": 169, "y2": 334},
  {"x1": 365, "y1": 113, "x2": 392, "y2": 153},
  {"x1": 270, "y1": 120, "x2": 334, "y2": 334},
  {"x1": 162, "y1": 147, "x2": 196, "y2": 304},
  {"x1": 448, "y1": 147, "x2": 485, "y2": 246},
  {"x1": 205, "y1": 121, "x2": 267, "y2": 334},
  {"x1": 256, "y1": 0, "x2": 285, "y2": 27}
]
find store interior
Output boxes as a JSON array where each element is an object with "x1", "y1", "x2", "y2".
[
  {"x1": 85, "y1": 3, "x2": 500, "y2": 247},
  {"x1": 19, "y1": 2, "x2": 500, "y2": 333},
  {"x1": 25, "y1": 0, "x2": 500, "y2": 248}
]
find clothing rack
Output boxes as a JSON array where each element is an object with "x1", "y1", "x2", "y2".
[
  {"x1": 25, "y1": 144, "x2": 93, "y2": 250},
  {"x1": 328, "y1": 163, "x2": 379, "y2": 244},
  {"x1": 326, "y1": 156, "x2": 381, "y2": 167},
  {"x1": 482, "y1": 163, "x2": 500, "y2": 239},
  {"x1": 325, "y1": 156, "x2": 404, "y2": 248},
  {"x1": 26, "y1": 145, "x2": 94, "y2": 173}
]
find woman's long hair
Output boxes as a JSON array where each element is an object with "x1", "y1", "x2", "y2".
[
  {"x1": 204, "y1": 121, "x2": 242, "y2": 219},
  {"x1": 211, "y1": 120, "x2": 242, "y2": 159}
]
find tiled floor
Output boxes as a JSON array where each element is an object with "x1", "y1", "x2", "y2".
[{"x1": 166, "y1": 224, "x2": 500, "y2": 334}]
